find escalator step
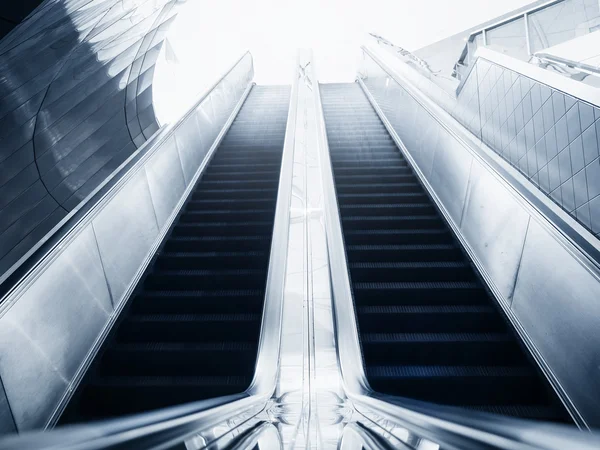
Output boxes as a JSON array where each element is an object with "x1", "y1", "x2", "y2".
[
  {"x1": 357, "y1": 305, "x2": 503, "y2": 333},
  {"x1": 347, "y1": 244, "x2": 463, "y2": 263},
  {"x1": 133, "y1": 289, "x2": 264, "y2": 314},
  {"x1": 362, "y1": 332, "x2": 526, "y2": 365},
  {"x1": 468, "y1": 405, "x2": 567, "y2": 421},
  {"x1": 349, "y1": 261, "x2": 472, "y2": 282},
  {"x1": 164, "y1": 235, "x2": 270, "y2": 252},
  {"x1": 343, "y1": 228, "x2": 451, "y2": 245},
  {"x1": 100, "y1": 342, "x2": 257, "y2": 376},
  {"x1": 367, "y1": 365, "x2": 543, "y2": 405},
  {"x1": 145, "y1": 269, "x2": 267, "y2": 290},
  {"x1": 342, "y1": 215, "x2": 442, "y2": 230},
  {"x1": 340, "y1": 203, "x2": 435, "y2": 216}
]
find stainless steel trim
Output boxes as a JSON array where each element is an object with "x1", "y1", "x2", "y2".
[
  {"x1": 351, "y1": 392, "x2": 600, "y2": 450},
  {"x1": 341, "y1": 423, "x2": 401, "y2": 450},
  {"x1": 247, "y1": 54, "x2": 300, "y2": 399},
  {"x1": 228, "y1": 422, "x2": 280, "y2": 450}
]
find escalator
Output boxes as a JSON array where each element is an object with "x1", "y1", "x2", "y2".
[
  {"x1": 320, "y1": 82, "x2": 570, "y2": 422},
  {"x1": 60, "y1": 85, "x2": 291, "y2": 423}
]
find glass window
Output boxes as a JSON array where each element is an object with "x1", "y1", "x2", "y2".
[
  {"x1": 485, "y1": 17, "x2": 529, "y2": 61},
  {"x1": 528, "y1": 0, "x2": 600, "y2": 53}
]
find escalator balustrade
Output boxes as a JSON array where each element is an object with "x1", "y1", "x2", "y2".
[
  {"x1": 320, "y1": 82, "x2": 570, "y2": 422},
  {"x1": 60, "y1": 85, "x2": 291, "y2": 422}
]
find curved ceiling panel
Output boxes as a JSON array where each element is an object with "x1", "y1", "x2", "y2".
[{"x1": 0, "y1": 0, "x2": 183, "y2": 276}]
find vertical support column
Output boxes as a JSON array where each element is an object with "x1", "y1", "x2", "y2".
[{"x1": 524, "y1": 13, "x2": 532, "y2": 56}]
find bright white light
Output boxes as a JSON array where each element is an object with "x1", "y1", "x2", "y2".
[{"x1": 154, "y1": 0, "x2": 535, "y2": 123}]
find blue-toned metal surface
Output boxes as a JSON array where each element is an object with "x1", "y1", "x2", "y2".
[
  {"x1": 0, "y1": 0, "x2": 186, "y2": 276},
  {"x1": 0, "y1": 51, "x2": 254, "y2": 432},
  {"x1": 358, "y1": 45, "x2": 600, "y2": 428}
]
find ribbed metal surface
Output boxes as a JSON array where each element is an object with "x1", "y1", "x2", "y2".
[
  {"x1": 60, "y1": 85, "x2": 290, "y2": 422},
  {"x1": 321, "y1": 82, "x2": 569, "y2": 422},
  {"x1": 0, "y1": 0, "x2": 181, "y2": 275}
]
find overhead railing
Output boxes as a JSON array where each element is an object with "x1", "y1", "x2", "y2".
[
  {"x1": 0, "y1": 52, "x2": 257, "y2": 433},
  {"x1": 454, "y1": 0, "x2": 600, "y2": 82},
  {"x1": 535, "y1": 52, "x2": 600, "y2": 82}
]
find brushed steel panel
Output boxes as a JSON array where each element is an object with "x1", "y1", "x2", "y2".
[
  {"x1": 210, "y1": 85, "x2": 227, "y2": 124},
  {"x1": 144, "y1": 135, "x2": 186, "y2": 228},
  {"x1": 0, "y1": 377, "x2": 15, "y2": 434},
  {"x1": 429, "y1": 130, "x2": 473, "y2": 224},
  {"x1": 197, "y1": 98, "x2": 218, "y2": 144},
  {"x1": 92, "y1": 169, "x2": 159, "y2": 303},
  {"x1": 0, "y1": 225, "x2": 112, "y2": 430},
  {"x1": 512, "y1": 220, "x2": 600, "y2": 425},
  {"x1": 174, "y1": 112, "x2": 207, "y2": 185},
  {"x1": 0, "y1": 319, "x2": 67, "y2": 431},
  {"x1": 460, "y1": 160, "x2": 530, "y2": 301}
]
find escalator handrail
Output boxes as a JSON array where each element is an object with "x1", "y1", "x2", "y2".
[
  {"x1": 312, "y1": 53, "x2": 600, "y2": 449},
  {"x1": 0, "y1": 393, "x2": 268, "y2": 450},
  {"x1": 0, "y1": 51, "x2": 253, "y2": 305},
  {"x1": 246, "y1": 55, "x2": 300, "y2": 397}
]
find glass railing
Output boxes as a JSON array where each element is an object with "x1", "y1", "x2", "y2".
[{"x1": 454, "y1": 0, "x2": 600, "y2": 81}]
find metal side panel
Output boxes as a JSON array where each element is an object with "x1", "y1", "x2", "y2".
[
  {"x1": 144, "y1": 135, "x2": 187, "y2": 228},
  {"x1": 0, "y1": 225, "x2": 112, "y2": 431},
  {"x1": 0, "y1": 52, "x2": 254, "y2": 432},
  {"x1": 511, "y1": 219, "x2": 600, "y2": 424},
  {"x1": 358, "y1": 46, "x2": 600, "y2": 428},
  {"x1": 92, "y1": 168, "x2": 160, "y2": 304},
  {"x1": 461, "y1": 160, "x2": 530, "y2": 301},
  {"x1": 174, "y1": 110, "x2": 208, "y2": 185}
]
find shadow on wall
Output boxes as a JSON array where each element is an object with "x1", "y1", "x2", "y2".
[
  {"x1": 0, "y1": 0, "x2": 184, "y2": 277},
  {"x1": 0, "y1": 1, "x2": 46, "y2": 39}
]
